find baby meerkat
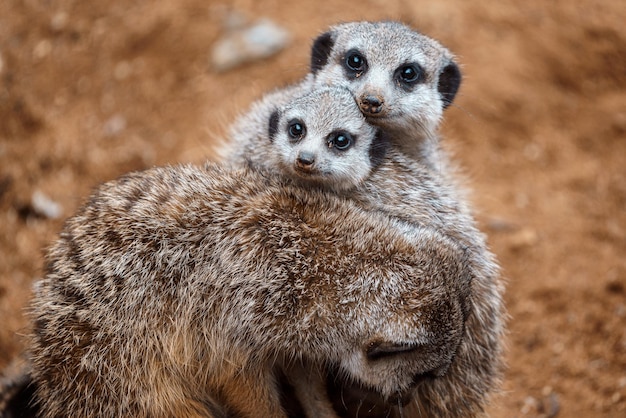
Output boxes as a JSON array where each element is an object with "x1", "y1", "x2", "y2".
[
  {"x1": 223, "y1": 88, "x2": 503, "y2": 418},
  {"x1": 23, "y1": 163, "x2": 474, "y2": 418},
  {"x1": 231, "y1": 86, "x2": 388, "y2": 192}
]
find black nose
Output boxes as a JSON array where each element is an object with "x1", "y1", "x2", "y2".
[
  {"x1": 359, "y1": 95, "x2": 385, "y2": 115},
  {"x1": 366, "y1": 341, "x2": 420, "y2": 361},
  {"x1": 363, "y1": 95, "x2": 382, "y2": 107},
  {"x1": 296, "y1": 152, "x2": 315, "y2": 169}
]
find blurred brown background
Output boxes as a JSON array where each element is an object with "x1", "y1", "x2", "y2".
[{"x1": 1, "y1": 0, "x2": 624, "y2": 416}]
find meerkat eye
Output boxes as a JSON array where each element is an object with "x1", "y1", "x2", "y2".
[
  {"x1": 400, "y1": 65, "x2": 419, "y2": 82},
  {"x1": 328, "y1": 131, "x2": 353, "y2": 151},
  {"x1": 395, "y1": 63, "x2": 425, "y2": 86},
  {"x1": 287, "y1": 119, "x2": 306, "y2": 140},
  {"x1": 344, "y1": 50, "x2": 367, "y2": 74},
  {"x1": 346, "y1": 53, "x2": 365, "y2": 70}
]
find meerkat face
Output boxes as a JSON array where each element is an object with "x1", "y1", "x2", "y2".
[
  {"x1": 310, "y1": 21, "x2": 461, "y2": 138},
  {"x1": 267, "y1": 87, "x2": 388, "y2": 192}
]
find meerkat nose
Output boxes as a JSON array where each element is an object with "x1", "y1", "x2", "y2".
[
  {"x1": 359, "y1": 95, "x2": 385, "y2": 115},
  {"x1": 295, "y1": 152, "x2": 315, "y2": 170}
]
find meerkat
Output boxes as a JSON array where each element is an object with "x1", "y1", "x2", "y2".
[
  {"x1": 223, "y1": 21, "x2": 469, "y2": 220},
  {"x1": 220, "y1": 21, "x2": 505, "y2": 417},
  {"x1": 223, "y1": 87, "x2": 503, "y2": 418},
  {"x1": 19, "y1": 162, "x2": 476, "y2": 418},
  {"x1": 228, "y1": 85, "x2": 388, "y2": 193}
]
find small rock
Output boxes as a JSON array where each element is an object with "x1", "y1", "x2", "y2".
[
  {"x1": 31, "y1": 190, "x2": 62, "y2": 219},
  {"x1": 520, "y1": 396, "x2": 539, "y2": 414},
  {"x1": 523, "y1": 142, "x2": 543, "y2": 162},
  {"x1": 211, "y1": 18, "x2": 291, "y2": 72},
  {"x1": 537, "y1": 392, "x2": 560, "y2": 418},
  {"x1": 520, "y1": 391, "x2": 560, "y2": 417}
]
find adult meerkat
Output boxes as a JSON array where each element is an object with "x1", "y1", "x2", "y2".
[
  {"x1": 221, "y1": 21, "x2": 504, "y2": 417},
  {"x1": 21, "y1": 163, "x2": 473, "y2": 418}
]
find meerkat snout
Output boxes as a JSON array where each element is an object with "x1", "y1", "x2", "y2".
[
  {"x1": 365, "y1": 338, "x2": 455, "y2": 374},
  {"x1": 295, "y1": 151, "x2": 315, "y2": 170},
  {"x1": 365, "y1": 340, "x2": 422, "y2": 361},
  {"x1": 358, "y1": 94, "x2": 386, "y2": 116}
]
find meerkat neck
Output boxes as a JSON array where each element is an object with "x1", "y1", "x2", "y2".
[{"x1": 382, "y1": 128, "x2": 441, "y2": 170}]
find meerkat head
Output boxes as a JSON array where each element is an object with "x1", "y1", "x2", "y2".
[
  {"x1": 274, "y1": 223, "x2": 474, "y2": 415},
  {"x1": 310, "y1": 21, "x2": 461, "y2": 140},
  {"x1": 266, "y1": 87, "x2": 388, "y2": 192}
]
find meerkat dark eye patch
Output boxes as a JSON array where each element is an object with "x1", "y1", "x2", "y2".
[
  {"x1": 438, "y1": 61, "x2": 462, "y2": 109},
  {"x1": 311, "y1": 31, "x2": 335, "y2": 74},
  {"x1": 328, "y1": 131, "x2": 353, "y2": 151},
  {"x1": 287, "y1": 119, "x2": 306, "y2": 141},
  {"x1": 394, "y1": 63, "x2": 425, "y2": 86},
  {"x1": 268, "y1": 110, "x2": 280, "y2": 142},
  {"x1": 343, "y1": 49, "x2": 368, "y2": 78}
]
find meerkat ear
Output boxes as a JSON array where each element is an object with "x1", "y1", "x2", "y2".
[
  {"x1": 268, "y1": 109, "x2": 280, "y2": 142},
  {"x1": 369, "y1": 129, "x2": 390, "y2": 168},
  {"x1": 437, "y1": 61, "x2": 462, "y2": 109},
  {"x1": 310, "y1": 31, "x2": 336, "y2": 74}
]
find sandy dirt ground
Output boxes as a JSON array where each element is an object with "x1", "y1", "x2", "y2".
[{"x1": 1, "y1": 0, "x2": 625, "y2": 416}]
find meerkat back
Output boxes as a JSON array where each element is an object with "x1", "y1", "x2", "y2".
[{"x1": 26, "y1": 162, "x2": 488, "y2": 418}]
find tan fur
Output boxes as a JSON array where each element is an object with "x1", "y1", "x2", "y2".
[
  {"x1": 219, "y1": 20, "x2": 505, "y2": 417},
  {"x1": 24, "y1": 163, "x2": 474, "y2": 417}
]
